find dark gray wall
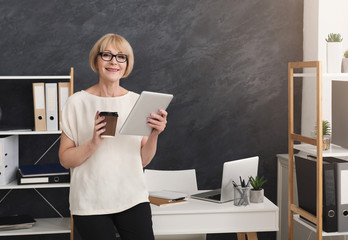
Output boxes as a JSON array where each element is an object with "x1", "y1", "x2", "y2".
[{"x1": 0, "y1": 0, "x2": 303, "y2": 239}]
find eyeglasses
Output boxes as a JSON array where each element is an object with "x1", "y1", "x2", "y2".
[{"x1": 98, "y1": 52, "x2": 128, "y2": 63}]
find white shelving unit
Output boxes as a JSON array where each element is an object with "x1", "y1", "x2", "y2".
[
  {"x1": 294, "y1": 144, "x2": 348, "y2": 158},
  {"x1": 0, "y1": 180, "x2": 69, "y2": 189},
  {"x1": 0, "y1": 130, "x2": 61, "y2": 135},
  {"x1": 0, "y1": 218, "x2": 71, "y2": 236},
  {"x1": 0, "y1": 68, "x2": 74, "y2": 239},
  {"x1": 289, "y1": 61, "x2": 348, "y2": 240},
  {"x1": 294, "y1": 215, "x2": 348, "y2": 237}
]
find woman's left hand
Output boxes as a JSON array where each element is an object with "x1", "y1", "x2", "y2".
[{"x1": 147, "y1": 109, "x2": 168, "y2": 135}]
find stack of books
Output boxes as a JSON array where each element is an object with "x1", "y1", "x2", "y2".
[{"x1": 0, "y1": 215, "x2": 36, "y2": 230}]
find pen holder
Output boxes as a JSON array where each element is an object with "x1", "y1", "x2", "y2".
[{"x1": 234, "y1": 186, "x2": 250, "y2": 206}]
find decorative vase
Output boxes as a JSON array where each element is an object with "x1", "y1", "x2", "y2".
[
  {"x1": 327, "y1": 42, "x2": 342, "y2": 73},
  {"x1": 323, "y1": 135, "x2": 331, "y2": 150},
  {"x1": 250, "y1": 189, "x2": 264, "y2": 203},
  {"x1": 342, "y1": 58, "x2": 348, "y2": 73}
]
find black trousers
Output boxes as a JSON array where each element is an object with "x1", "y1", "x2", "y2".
[{"x1": 73, "y1": 202, "x2": 155, "y2": 240}]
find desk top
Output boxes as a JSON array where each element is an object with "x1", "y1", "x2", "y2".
[
  {"x1": 150, "y1": 194, "x2": 279, "y2": 235},
  {"x1": 151, "y1": 195, "x2": 278, "y2": 215}
]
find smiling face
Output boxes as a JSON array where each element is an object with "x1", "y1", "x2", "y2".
[
  {"x1": 89, "y1": 33, "x2": 134, "y2": 78},
  {"x1": 97, "y1": 44, "x2": 128, "y2": 83}
]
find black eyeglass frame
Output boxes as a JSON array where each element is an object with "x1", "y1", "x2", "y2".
[{"x1": 98, "y1": 52, "x2": 128, "y2": 63}]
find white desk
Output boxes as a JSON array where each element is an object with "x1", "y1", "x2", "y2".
[{"x1": 151, "y1": 195, "x2": 279, "y2": 240}]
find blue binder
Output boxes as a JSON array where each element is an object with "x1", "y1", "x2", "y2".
[{"x1": 19, "y1": 163, "x2": 69, "y2": 177}]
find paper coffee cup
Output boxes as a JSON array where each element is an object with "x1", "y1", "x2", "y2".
[{"x1": 99, "y1": 112, "x2": 118, "y2": 138}]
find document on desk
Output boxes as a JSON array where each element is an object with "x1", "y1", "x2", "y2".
[
  {"x1": 149, "y1": 190, "x2": 188, "y2": 207},
  {"x1": 149, "y1": 196, "x2": 187, "y2": 207},
  {"x1": 149, "y1": 190, "x2": 187, "y2": 200}
]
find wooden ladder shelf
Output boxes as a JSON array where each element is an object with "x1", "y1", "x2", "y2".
[{"x1": 288, "y1": 61, "x2": 324, "y2": 240}]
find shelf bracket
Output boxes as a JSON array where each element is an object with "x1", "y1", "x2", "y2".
[
  {"x1": 34, "y1": 136, "x2": 61, "y2": 165},
  {"x1": 34, "y1": 188, "x2": 64, "y2": 218}
]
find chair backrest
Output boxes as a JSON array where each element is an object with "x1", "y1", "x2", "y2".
[{"x1": 144, "y1": 169, "x2": 198, "y2": 195}]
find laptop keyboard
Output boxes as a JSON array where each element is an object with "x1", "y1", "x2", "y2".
[{"x1": 207, "y1": 194, "x2": 221, "y2": 201}]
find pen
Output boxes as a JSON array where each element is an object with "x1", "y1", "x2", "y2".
[
  {"x1": 232, "y1": 180, "x2": 238, "y2": 187},
  {"x1": 167, "y1": 197, "x2": 185, "y2": 203}
]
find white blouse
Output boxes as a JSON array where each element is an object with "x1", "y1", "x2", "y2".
[{"x1": 61, "y1": 90, "x2": 149, "y2": 215}]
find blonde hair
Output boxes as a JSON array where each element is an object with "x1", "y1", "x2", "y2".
[{"x1": 89, "y1": 33, "x2": 134, "y2": 78}]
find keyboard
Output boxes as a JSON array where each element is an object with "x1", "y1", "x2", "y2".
[{"x1": 206, "y1": 194, "x2": 221, "y2": 201}]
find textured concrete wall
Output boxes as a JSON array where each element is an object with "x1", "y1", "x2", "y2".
[{"x1": 0, "y1": 1, "x2": 303, "y2": 239}]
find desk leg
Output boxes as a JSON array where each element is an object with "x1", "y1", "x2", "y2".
[{"x1": 237, "y1": 232, "x2": 258, "y2": 240}]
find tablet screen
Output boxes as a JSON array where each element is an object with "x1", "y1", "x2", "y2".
[{"x1": 119, "y1": 91, "x2": 173, "y2": 136}]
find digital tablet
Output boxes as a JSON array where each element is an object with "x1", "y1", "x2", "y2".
[{"x1": 119, "y1": 91, "x2": 174, "y2": 136}]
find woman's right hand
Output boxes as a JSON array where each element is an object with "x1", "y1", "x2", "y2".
[
  {"x1": 59, "y1": 111, "x2": 106, "y2": 169},
  {"x1": 92, "y1": 111, "x2": 106, "y2": 146}
]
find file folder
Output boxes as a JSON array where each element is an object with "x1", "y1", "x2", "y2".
[
  {"x1": 17, "y1": 163, "x2": 70, "y2": 185},
  {"x1": 32, "y1": 83, "x2": 47, "y2": 131},
  {"x1": 0, "y1": 214, "x2": 36, "y2": 230},
  {"x1": 295, "y1": 156, "x2": 338, "y2": 232},
  {"x1": 58, "y1": 82, "x2": 70, "y2": 130},
  {"x1": 0, "y1": 135, "x2": 19, "y2": 185},
  {"x1": 45, "y1": 83, "x2": 58, "y2": 131}
]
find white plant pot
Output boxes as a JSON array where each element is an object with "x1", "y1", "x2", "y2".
[
  {"x1": 250, "y1": 189, "x2": 264, "y2": 203},
  {"x1": 327, "y1": 42, "x2": 342, "y2": 73},
  {"x1": 342, "y1": 58, "x2": 348, "y2": 73}
]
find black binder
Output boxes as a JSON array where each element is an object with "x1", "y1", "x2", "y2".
[
  {"x1": 0, "y1": 214, "x2": 36, "y2": 230},
  {"x1": 17, "y1": 163, "x2": 70, "y2": 185},
  {"x1": 295, "y1": 156, "x2": 338, "y2": 232}
]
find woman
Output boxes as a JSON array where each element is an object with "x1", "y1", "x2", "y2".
[{"x1": 59, "y1": 33, "x2": 167, "y2": 240}]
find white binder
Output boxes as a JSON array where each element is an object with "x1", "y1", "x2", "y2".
[
  {"x1": 32, "y1": 83, "x2": 47, "y2": 131},
  {"x1": 58, "y1": 82, "x2": 70, "y2": 130},
  {"x1": 0, "y1": 135, "x2": 19, "y2": 185},
  {"x1": 337, "y1": 162, "x2": 348, "y2": 232},
  {"x1": 45, "y1": 83, "x2": 58, "y2": 131}
]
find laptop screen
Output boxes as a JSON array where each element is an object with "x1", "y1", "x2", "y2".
[{"x1": 220, "y1": 156, "x2": 259, "y2": 201}]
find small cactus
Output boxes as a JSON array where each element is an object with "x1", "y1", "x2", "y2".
[
  {"x1": 326, "y1": 33, "x2": 343, "y2": 42},
  {"x1": 344, "y1": 50, "x2": 348, "y2": 58}
]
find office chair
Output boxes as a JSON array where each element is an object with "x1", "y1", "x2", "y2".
[{"x1": 144, "y1": 169, "x2": 198, "y2": 195}]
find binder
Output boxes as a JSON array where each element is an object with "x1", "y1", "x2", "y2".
[
  {"x1": 0, "y1": 214, "x2": 36, "y2": 230},
  {"x1": 32, "y1": 83, "x2": 47, "y2": 131},
  {"x1": 17, "y1": 163, "x2": 70, "y2": 185},
  {"x1": 0, "y1": 135, "x2": 19, "y2": 185},
  {"x1": 45, "y1": 83, "x2": 58, "y2": 131},
  {"x1": 323, "y1": 161, "x2": 338, "y2": 232},
  {"x1": 335, "y1": 161, "x2": 348, "y2": 232},
  {"x1": 58, "y1": 82, "x2": 70, "y2": 130},
  {"x1": 295, "y1": 156, "x2": 338, "y2": 232}
]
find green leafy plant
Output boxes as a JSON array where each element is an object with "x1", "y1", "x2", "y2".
[
  {"x1": 315, "y1": 120, "x2": 331, "y2": 137},
  {"x1": 249, "y1": 176, "x2": 267, "y2": 190},
  {"x1": 325, "y1": 33, "x2": 343, "y2": 42},
  {"x1": 323, "y1": 120, "x2": 331, "y2": 136},
  {"x1": 344, "y1": 50, "x2": 348, "y2": 58}
]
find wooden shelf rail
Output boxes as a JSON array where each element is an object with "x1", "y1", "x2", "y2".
[{"x1": 288, "y1": 61, "x2": 323, "y2": 240}]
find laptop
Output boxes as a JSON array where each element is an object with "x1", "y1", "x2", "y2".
[{"x1": 191, "y1": 156, "x2": 259, "y2": 203}]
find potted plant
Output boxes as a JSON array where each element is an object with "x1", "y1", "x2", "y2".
[
  {"x1": 326, "y1": 33, "x2": 343, "y2": 73},
  {"x1": 342, "y1": 50, "x2": 348, "y2": 73},
  {"x1": 314, "y1": 120, "x2": 331, "y2": 150},
  {"x1": 249, "y1": 176, "x2": 267, "y2": 203}
]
